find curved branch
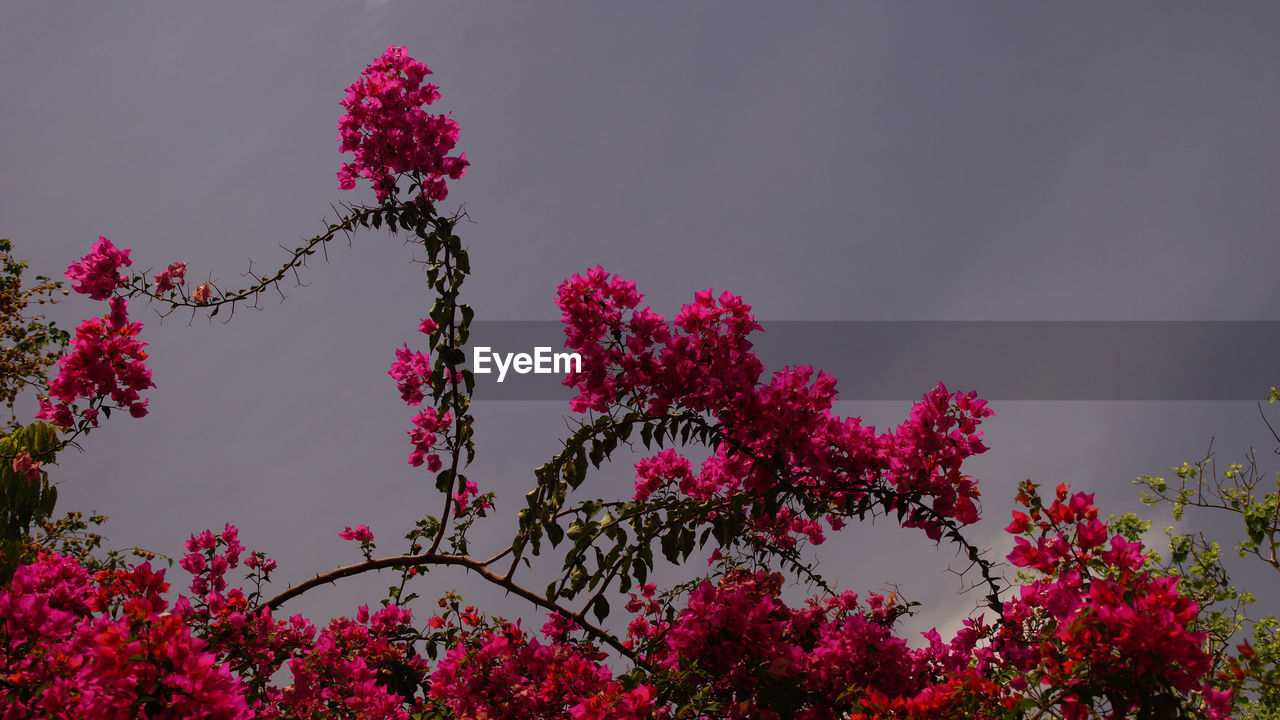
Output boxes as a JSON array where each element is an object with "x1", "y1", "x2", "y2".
[
  {"x1": 120, "y1": 204, "x2": 382, "y2": 314},
  {"x1": 259, "y1": 550, "x2": 642, "y2": 664}
]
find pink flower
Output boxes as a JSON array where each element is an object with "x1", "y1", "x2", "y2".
[
  {"x1": 37, "y1": 296, "x2": 153, "y2": 428},
  {"x1": 66, "y1": 236, "x2": 131, "y2": 300},
  {"x1": 34, "y1": 398, "x2": 73, "y2": 427},
  {"x1": 451, "y1": 479, "x2": 481, "y2": 516},
  {"x1": 418, "y1": 317, "x2": 438, "y2": 335},
  {"x1": 11, "y1": 451, "x2": 41, "y2": 482},
  {"x1": 430, "y1": 622, "x2": 613, "y2": 718},
  {"x1": 0, "y1": 552, "x2": 252, "y2": 719},
  {"x1": 339, "y1": 525, "x2": 374, "y2": 543},
  {"x1": 108, "y1": 295, "x2": 128, "y2": 330},
  {"x1": 556, "y1": 268, "x2": 994, "y2": 547},
  {"x1": 403, "y1": 400, "x2": 449, "y2": 470},
  {"x1": 1004, "y1": 511, "x2": 1031, "y2": 535},
  {"x1": 389, "y1": 343, "x2": 431, "y2": 406},
  {"x1": 633, "y1": 449, "x2": 693, "y2": 502},
  {"x1": 153, "y1": 261, "x2": 188, "y2": 293},
  {"x1": 1076, "y1": 518, "x2": 1108, "y2": 549},
  {"x1": 337, "y1": 46, "x2": 468, "y2": 204}
]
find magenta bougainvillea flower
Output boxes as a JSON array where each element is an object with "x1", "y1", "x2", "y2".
[
  {"x1": 339, "y1": 525, "x2": 375, "y2": 543},
  {"x1": 337, "y1": 45, "x2": 468, "y2": 204},
  {"x1": 65, "y1": 236, "x2": 130, "y2": 300},
  {"x1": 556, "y1": 267, "x2": 990, "y2": 547},
  {"x1": 37, "y1": 298, "x2": 153, "y2": 427},
  {"x1": 153, "y1": 260, "x2": 188, "y2": 293}
]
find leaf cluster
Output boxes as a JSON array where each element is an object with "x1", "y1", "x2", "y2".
[{"x1": 0, "y1": 239, "x2": 69, "y2": 430}]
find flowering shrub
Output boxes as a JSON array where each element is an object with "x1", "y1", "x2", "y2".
[
  {"x1": 554, "y1": 268, "x2": 989, "y2": 548},
  {"x1": 428, "y1": 618, "x2": 651, "y2": 720},
  {"x1": 996, "y1": 483, "x2": 1232, "y2": 719},
  {"x1": 625, "y1": 570, "x2": 1016, "y2": 719},
  {"x1": 1, "y1": 44, "x2": 1263, "y2": 719},
  {"x1": 0, "y1": 552, "x2": 250, "y2": 718}
]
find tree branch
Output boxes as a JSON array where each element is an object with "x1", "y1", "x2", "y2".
[{"x1": 259, "y1": 550, "x2": 642, "y2": 664}]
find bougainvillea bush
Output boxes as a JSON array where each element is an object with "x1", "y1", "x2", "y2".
[{"x1": 1, "y1": 45, "x2": 1272, "y2": 719}]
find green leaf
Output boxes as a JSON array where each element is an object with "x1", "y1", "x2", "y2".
[
  {"x1": 571, "y1": 446, "x2": 588, "y2": 488},
  {"x1": 592, "y1": 595, "x2": 610, "y2": 623},
  {"x1": 661, "y1": 528, "x2": 681, "y2": 563},
  {"x1": 546, "y1": 522, "x2": 565, "y2": 548},
  {"x1": 570, "y1": 566, "x2": 588, "y2": 593}
]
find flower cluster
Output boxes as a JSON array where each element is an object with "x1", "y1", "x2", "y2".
[
  {"x1": 388, "y1": 329, "x2": 454, "y2": 472},
  {"x1": 171, "y1": 525, "x2": 428, "y2": 718},
  {"x1": 997, "y1": 483, "x2": 1232, "y2": 719},
  {"x1": 451, "y1": 476, "x2": 488, "y2": 515},
  {"x1": 271, "y1": 604, "x2": 423, "y2": 720},
  {"x1": 389, "y1": 342, "x2": 432, "y2": 406},
  {"x1": 4, "y1": 504, "x2": 1231, "y2": 719},
  {"x1": 338, "y1": 525, "x2": 374, "y2": 543},
  {"x1": 407, "y1": 407, "x2": 449, "y2": 472},
  {"x1": 36, "y1": 296, "x2": 152, "y2": 427},
  {"x1": 429, "y1": 620, "x2": 652, "y2": 720},
  {"x1": 65, "y1": 236, "x2": 130, "y2": 300},
  {"x1": 337, "y1": 45, "x2": 468, "y2": 204},
  {"x1": 632, "y1": 448, "x2": 693, "y2": 502},
  {"x1": 557, "y1": 268, "x2": 991, "y2": 546},
  {"x1": 387, "y1": 324, "x2": 475, "y2": 507},
  {"x1": 35, "y1": 239, "x2": 155, "y2": 428},
  {"x1": 626, "y1": 569, "x2": 1015, "y2": 719},
  {"x1": 570, "y1": 684, "x2": 655, "y2": 720},
  {"x1": 0, "y1": 553, "x2": 251, "y2": 718},
  {"x1": 175, "y1": 528, "x2": 319, "y2": 714},
  {"x1": 10, "y1": 450, "x2": 41, "y2": 482},
  {"x1": 154, "y1": 260, "x2": 188, "y2": 293}
]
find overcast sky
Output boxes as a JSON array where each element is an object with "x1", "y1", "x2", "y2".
[{"x1": 2, "y1": 2, "x2": 1278, "y2": 640}]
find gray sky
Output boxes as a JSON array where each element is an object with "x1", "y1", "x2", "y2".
[{"x1": 2, "y1": 2, "x2": 1278, "y2": 640}]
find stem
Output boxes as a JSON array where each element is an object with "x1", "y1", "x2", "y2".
[
  {"x1": 427, "y1": 219, "x2": 462, "y2": 555},
  {"x1": 122, "y1": 205, "x2": 382, "y2": 314}
]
